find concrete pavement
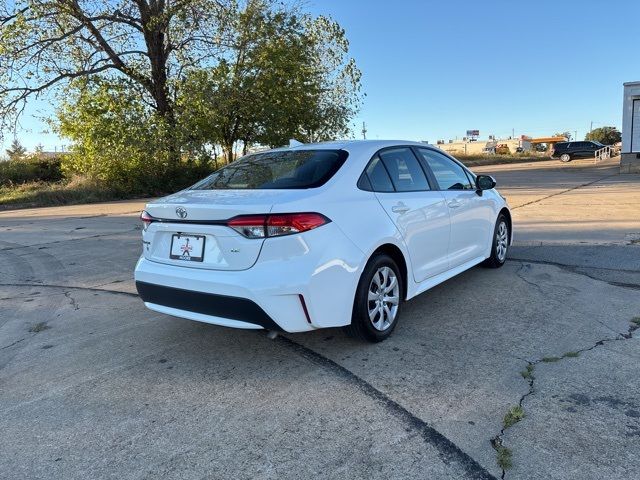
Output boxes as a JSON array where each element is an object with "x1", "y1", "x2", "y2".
[{"x1": 1, "y1": 157, "x2": 639, "y2": 479}]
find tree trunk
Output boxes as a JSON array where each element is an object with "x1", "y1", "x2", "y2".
[
  {"x1": 142, "y1": 4, "x2": 180, "y2": 171},
  {"x1": 224, "y1": 143, "x2": 235, "y2": 164}
]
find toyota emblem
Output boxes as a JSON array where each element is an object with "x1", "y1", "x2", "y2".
[{"x1": 175, "y1": 207, "x2": 188, "y2": 219}]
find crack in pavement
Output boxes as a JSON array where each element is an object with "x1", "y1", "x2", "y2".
[
  {"x1": 513, "y1": 261, "x2": 627, "y2": 336},
  {"x1": 0, "y1": 337, "x2": 26, "y2": 350},
  {"x1": 515, "y1": 263, "x2": 544, "y2": 293},
  {"x1": 510, "y1": 257, "x2": 640, "y2": 291},
  {"x1": 64, "y1": 291, "x2": 80, "y2": 310},
  {"x1": 491, "y1": 319, "x2": 639, "y2": 478},
  {"x1": 0, "y1": 228, "x2": 139, "y2": 252},
  {"x1": 0, "y1": 283, "x2": 138, "y2": 297},
  {"x1": 277, "y1": 335, "x2": 498, "y2": 480},
  {"x1": 510, "y1": 173, "x2": 619, "y2": 211}
]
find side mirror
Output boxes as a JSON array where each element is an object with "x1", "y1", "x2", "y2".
[{"x1": 476, "y1": 175, "x2": 496, "y2": 192}]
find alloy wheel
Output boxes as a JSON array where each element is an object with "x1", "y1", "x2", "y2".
[
  {"x1": 496, "y1": 221, "x2": 508, "y2": 262},
  {"x1": 367, "y1": 266, "x2": 400, "y2": 331}
]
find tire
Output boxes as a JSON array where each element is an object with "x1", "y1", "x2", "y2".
[
  {"x1": 560, "y1": 153, "x2": 571, "y2": 162},
  {"x1": 482, "y1": 214, "x2": 509, "y2": 268},
  {"x1": 344, "y1": 254, "x2": 403, "y2": 342}
]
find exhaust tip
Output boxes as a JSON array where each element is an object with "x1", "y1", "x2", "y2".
[{"x1": 266, "y1": 330, "x2": 279, "y2": 340}]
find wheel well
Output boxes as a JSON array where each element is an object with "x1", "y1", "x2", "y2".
[
  {"x1": 499, "y1": 207, "x2": 512, "y2": 243},
  {"x1": 372, "y1": 244, "x2": 408, "y2": 300}
]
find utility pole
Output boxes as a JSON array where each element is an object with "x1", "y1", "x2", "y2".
[
  {"x1": 574, "y1": 130, "x2": 577, "y2": 141},
  {"x1": 590, "y1": 121, "x2": 593, "y2": 134},
  {"x1": 361, "y1": 122, "x2": 367, "y2": 140}
]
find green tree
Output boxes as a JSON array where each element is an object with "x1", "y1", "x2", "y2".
[
  {"x1": 300, "y1": 16, "x2": 362, "y2": 143},
  {"x1": 585, "y1": 127, "x2": 621, "y2": 145},
  {"x1": 177, "y1": 2, "x2": 362, "y2": 163},
  {"x1": 5, "y1": 138, "x2": 26, "y2": 160},
  {"x1": 553, "y1": 132, "x2": 572, "y2": 141},
  {"x1": 56, "y1": 77, "x2": 188, "y2": 192},
  {"x1": 0, "y1": 0, "x2": 234, "y2": 167},
  {"x1": 2, "y1": 0, "x2": 362, "y2": 186}
]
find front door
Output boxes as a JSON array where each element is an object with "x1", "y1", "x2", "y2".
[{"x1": 416, "y1": 148, "x2": 495, "y2": 268}]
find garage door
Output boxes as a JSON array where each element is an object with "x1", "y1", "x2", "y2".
[{"x1": 633, "y1": 99, "x2": 640, "y2": 152}]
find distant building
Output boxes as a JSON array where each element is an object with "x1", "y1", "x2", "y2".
[
  {"x1": 436, "y1": 137, "x2": 531, "y2": 156},
  {"x1": 621, "y1": 81, "x2": 640, "y2": 173}
]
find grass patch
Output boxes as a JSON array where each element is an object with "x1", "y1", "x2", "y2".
[
  {"x1": 564, "y1": 351, "x2": 580, "y2": 358},
  {"x1": 0, "y1": 177, "x2": 138, "y2": 210},
  {"x1": 503, "y1": 405, "x2": 525, "y2": 428},
  {"x1": 29, "y1": 321, "x2": 50, "y2": 333},
  {"x1": 541, "y1": 356, "x2": 562, "y2": 363},
  {"x1": 520, "y1": 364, "x2": 535, "y2": 380},
  {"x1": 631, "y1": 317, "x2": 640, "y2": 326},
  {"x1": 495, "y1": 445, "x2": 513, "y2": 470}
]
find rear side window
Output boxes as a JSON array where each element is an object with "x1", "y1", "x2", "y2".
[
  {"x1": 191, "y1": 150, "x2": 348, "y2": 190},
  {"x1": 417, "y1": 148, "x2": 473, "y2": 190},
  {"x1": 364, "y1": 156, "x2": 394, "y2": 192},
  {"x1": 379, "y1": 148, "x2": 430, "y2": 192}
]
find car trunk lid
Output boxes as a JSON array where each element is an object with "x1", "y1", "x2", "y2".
[{"x1": 142, "y1": 189, "x2": 302, "y2": 271}]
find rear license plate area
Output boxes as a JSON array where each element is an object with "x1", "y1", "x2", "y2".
[{"x1": 170, "y1": 234, "x2": 205, "y2": 262}]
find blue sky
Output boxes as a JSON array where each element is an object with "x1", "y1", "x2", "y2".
[{"x1": 4, "y1": 0, "x2": 640, "y2": 152}]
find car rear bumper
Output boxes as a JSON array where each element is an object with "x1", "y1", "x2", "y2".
[
  {"x1": 133, "y1": 223, "x2": 365, "y2": 332},
  {"x1": 136, "y1": 281, "x2": 284, "y2": 331}
]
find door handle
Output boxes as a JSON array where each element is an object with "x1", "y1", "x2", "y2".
[
  {"x1": 447, "y1": 200, "x2": 462, "y2": 209},
  {"x1": 391, "y1": 203, "x2": 410, "y2": 214}
]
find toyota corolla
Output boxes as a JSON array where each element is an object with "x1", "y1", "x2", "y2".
[{"x1": 134, "y1": 140, "x2": 512, "y2": 342}]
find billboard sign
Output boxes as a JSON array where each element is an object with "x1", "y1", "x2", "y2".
[{"x1": 466, "y1": 130, "x2": 480, "y2": 137}]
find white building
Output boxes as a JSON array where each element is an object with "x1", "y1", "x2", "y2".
[{"x1": 621, "y1": 81, "x2": 640, "y2": 173}]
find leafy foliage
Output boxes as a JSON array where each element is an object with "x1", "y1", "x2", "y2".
[
  {"x1": 1, "y1": 0, "x2": 362, "y2": 194},
  {"x1": 0, "y1": 155, "x2": 63, "y2": 186},
  {"x1": 553, "y1": 132, "x2": 572, "y2": 141},
  {"x1": 177, "y1": 3, "x2": 362, "y2": 162},
  {"x1": 56, "y1": 78, "x2": 211, "y2": 192},
  {"x1": 585, "y1": 126, "x2": 621, "y2": 145}
]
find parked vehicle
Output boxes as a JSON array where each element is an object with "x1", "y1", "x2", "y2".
[
  {"x1": 551, "y1": 141, "x2": 606, "y2": 162},
  {"x1": 134, "y1": 140, "x2": 512, "y2": 342}
]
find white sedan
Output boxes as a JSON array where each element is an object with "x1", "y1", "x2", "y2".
[{"x1": 134, "y1": 140, "x2": 512, "y2": 342}]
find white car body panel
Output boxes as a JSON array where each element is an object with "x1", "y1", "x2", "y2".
[
  {"x1": 134, "y1": 140, "x2": 511, "y2": 333},
  {"x1": 374, "y1": 190, "x2": 450, "y2": 282},
  {"x1": 441, "y1": 189, "x2": 501, "y2": 268}
]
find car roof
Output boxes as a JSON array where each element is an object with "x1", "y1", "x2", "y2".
[{"x1": 268, "y1": 139, "x2": 434, "y2": 153}]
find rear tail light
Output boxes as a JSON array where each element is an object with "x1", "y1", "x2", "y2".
[
  {"x1": 226, "y1": 215, "x2": 269, "y2": 239},
  {"x1": 140, "y1": 210, "x2": 155, "y2": 230},
  {"x1": 227, "y1": 213, "x2": 330, "y2": 239}
]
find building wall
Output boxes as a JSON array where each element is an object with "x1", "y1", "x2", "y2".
[
  {"x1": 437, "y1": 138, "x2": 526, "y2": 156},
  {"x1": 621, "y1": 81, "x2": 640, "y2": 173}
]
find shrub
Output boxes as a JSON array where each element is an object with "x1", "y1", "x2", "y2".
[
  {"x1": 57, "y1": 78, "x2": 217, "y2": 194},
  {"x1": 0, "y1": 156, "x2": 63, "y2": 186}
]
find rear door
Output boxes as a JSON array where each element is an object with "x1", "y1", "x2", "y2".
[
  {"x1": 574, "y1": 142, "x2": 592, "y2": 158},
  {"x1": 417, "y1": 148, "x2": 495, "y2": 268},
  {"x1": 365, "y1": 147, "x2": 450, "y2": 282}
]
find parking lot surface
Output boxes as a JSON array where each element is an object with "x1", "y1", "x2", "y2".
[{"x1": 1, "y1": 158, "x2": 639, "y2": 479}]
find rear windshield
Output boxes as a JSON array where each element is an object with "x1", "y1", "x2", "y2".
[{"x1": 191, "y1": 149, "x2": 348, "y2": 190}]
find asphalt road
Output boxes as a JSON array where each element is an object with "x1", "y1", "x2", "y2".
[{"x1": 1, "y1": 157, "x2": 639, "y2": 480}]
